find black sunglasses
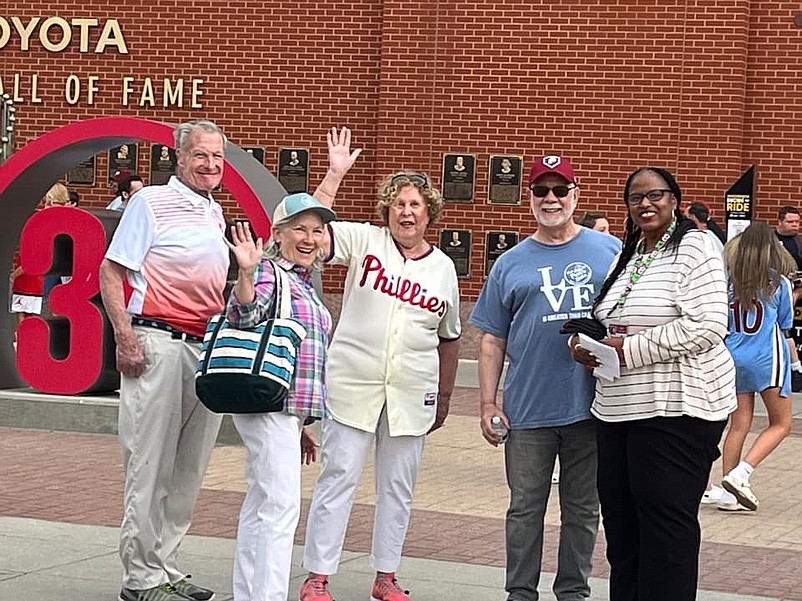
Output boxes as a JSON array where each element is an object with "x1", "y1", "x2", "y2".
[
  {"x1": 528, "y1": 183, "x2": 577, "y2": 198},
  {"x1": 391, "y1": 173, "x2": 429, "y2": 189}
]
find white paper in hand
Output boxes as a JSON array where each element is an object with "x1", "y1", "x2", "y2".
[{"x1": 577, "y1": 333, "x2": 621, "y2": 382}]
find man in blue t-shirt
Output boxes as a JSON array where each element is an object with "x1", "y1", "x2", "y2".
[{"x1": 470, "y1": 155, "x2": 620, "y2": 601}]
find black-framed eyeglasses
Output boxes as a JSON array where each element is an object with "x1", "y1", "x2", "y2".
[
  {"x1": 528, "y1": 183, "x2": 577, "y2": 198},
  {"x1": 626, "y1": 189, "x2": 672, "y2": 205},
  {"x1": 391, "y1": 173, "x2": 429, "y2": 189}
]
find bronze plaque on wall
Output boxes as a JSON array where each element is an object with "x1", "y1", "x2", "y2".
[
  {"x1": 439, "y1": 229, "x2": 471, "y2": 277},
  {"x1": 149, "y1": 144, "x2": 177, "y2": 185},
  {"x1": 441, "y1": 153, "x2": 475, "y2": 202},
  {"x1": 488, "y1": 154, "x2": 523, "y2": 204},
  {"x1": 278, "y1": 147, "x2": 309, "y2": 193},
  {"x1": 108, "y1": 143, "x2": 138, "y2": 182},
  {"x1": 485, "y1": 231, "x2": 519, "y2": 276},
  {"x1": 243, "y1": 146, "x2": 265, "y2": 165},
  {"x1": 66, "y1": 156, "x2": 96, "y2": 186}
]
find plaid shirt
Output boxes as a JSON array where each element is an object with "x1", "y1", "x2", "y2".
[{"x1": 226, "y1": 256, "x2": 331, "y2": 420}]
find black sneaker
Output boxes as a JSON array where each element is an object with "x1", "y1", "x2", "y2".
[
  {"x1": 119, "y1": 583, "x2": 192, "y2": 601},
  {"x1": 172, "y1": 577, "x2": 215, "y2": 601},
  {"x1": 792, "y1": 370, "x2": 802, "y2": 393}
]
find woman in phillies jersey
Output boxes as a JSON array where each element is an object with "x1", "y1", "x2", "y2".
[
  {"x1": 719, "y1": 222, "x2": 795, "y2": 512},
  {"x1": 299, "y1": 128, "x2": 461, "y2": 601}
]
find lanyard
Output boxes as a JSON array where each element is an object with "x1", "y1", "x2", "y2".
[{"x1": 615, "y1": 220, "x2": 676, "y2": 311}]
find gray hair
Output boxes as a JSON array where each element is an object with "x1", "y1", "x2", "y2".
[
  {"x1": 263, "y1": 218, "x2": 325, "y2": 272},
  {"x1": 174, "y1": 119, "x2": 227, "y2": 152}
]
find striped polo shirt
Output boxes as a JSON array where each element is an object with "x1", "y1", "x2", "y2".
[{"x1": 105, "y1": 176, "x2": 229, "y2": 337}]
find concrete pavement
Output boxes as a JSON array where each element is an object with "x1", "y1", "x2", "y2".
[{"x1": 1, "y1": 367, "x2": 801, "y2": 600}]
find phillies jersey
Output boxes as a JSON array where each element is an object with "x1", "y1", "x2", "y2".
[{"x1": 325, "y1": 221, "x2": 461, "y2": 436}]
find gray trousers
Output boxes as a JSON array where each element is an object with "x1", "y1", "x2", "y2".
[
  {"x1": 118, "y1": 328, "x2": 223, "y2": 590},
  {"x1": 504, "y1": 419, "x2": 599, "y2": 601}
]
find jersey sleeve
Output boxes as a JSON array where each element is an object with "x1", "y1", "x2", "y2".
[
  {"x1": 776, "y1": 275, "x2": 794, "y2": 331},
  {"x1": 438, "y1": 264, "x2": 462, "y2": 340},
  {"x1": 327, "y1": 221, "x2": 371, "y2": 266}
]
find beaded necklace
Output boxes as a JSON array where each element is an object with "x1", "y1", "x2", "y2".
[{"x1": 615, "y1": 220, "x2": 677, "y2": 311}]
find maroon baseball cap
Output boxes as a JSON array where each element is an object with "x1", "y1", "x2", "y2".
[
  {"x1": 528, "y1": 155, "x2": 577, "y2": 186},
  {"x1": 112, "y1": 169, "x2": 132, "y2": 183}
]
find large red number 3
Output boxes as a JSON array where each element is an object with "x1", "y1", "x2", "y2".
[{"x1": 16, "y1": 207, "x2": 108, "y2": 394}]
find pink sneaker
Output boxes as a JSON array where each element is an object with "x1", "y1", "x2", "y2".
[
  {"x1": 299, "y1": 574, "x2": 333, "y2": 601},
  {"x1": 370, "y1": 572, "x2": 411, "y2": 601}
]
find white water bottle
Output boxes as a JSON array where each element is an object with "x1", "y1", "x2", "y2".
[{"x1": 490, "y1": 416, "x2": 509, "y2": 444}]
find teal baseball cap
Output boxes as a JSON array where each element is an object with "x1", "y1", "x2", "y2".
[{"x1": 272, "y1": 192, "x2": 337, "y2": 226}]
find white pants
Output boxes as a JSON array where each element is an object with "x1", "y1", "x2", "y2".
[
  {"x1": 119, "y1": 328, "x2": 223, "y2": 590},
  {"x1": 302, "y1": 409, "x2": 425, "y2": 575},
  {"x1": 232, "y1": 412, "x2": 303, "y2": 601}
]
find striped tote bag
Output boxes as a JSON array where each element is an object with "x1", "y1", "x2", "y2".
[{"x1": 195, "y1": 262, "x2": 307, "y2": 414}]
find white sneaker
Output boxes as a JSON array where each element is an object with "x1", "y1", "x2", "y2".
[
  {"x1": 701, "y1": 485, "x2": 724, "y2": 504},
  {"x1": 722, "y1": 474, "x2": 759, "y2": 511},
  {"x1": 717, "y1": 500, "x2": 753, "y2": 512}
]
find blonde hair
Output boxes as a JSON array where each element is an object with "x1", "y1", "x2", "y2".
[
  {"x1": 43, "y1": 182, "x2": 70, "y2": 207},
  {"x1": 375, "y1": 172, "x2": 444, "y2": 224},
  {"x1": 723, "y1": 221, "x2": 796, "y2": 306}
]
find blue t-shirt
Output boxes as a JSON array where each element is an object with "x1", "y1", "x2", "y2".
[{"x1": 469, "y1": 229, "x2": 621, "y2": 428}]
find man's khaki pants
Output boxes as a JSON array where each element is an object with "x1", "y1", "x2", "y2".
[{"x1": 118, "y1": 327, "x2": 222, "y2": 590}]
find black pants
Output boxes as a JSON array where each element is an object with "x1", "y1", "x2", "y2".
[{"x1": 596, "y1": 415, "x2": 727, "y2": 601}]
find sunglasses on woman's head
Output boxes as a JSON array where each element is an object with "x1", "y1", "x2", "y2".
[{"x1": 391, "y1": 173, "x2": 429, "y2": 189}]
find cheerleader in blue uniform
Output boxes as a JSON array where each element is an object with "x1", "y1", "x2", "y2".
[{"x1": 719, "y1": 222, "x2": 795, "y2": 511}]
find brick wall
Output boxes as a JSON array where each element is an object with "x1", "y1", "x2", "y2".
[{"x1": 3, "y1": 0, "x2": 802, "y2": 302}]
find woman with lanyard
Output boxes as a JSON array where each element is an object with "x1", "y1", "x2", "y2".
[{"x1": 569, "y1": 167, "x2": 736, "y2": 601}]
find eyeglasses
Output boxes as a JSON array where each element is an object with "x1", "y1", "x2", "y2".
[
  {"x1": 626, "y1": 189, "x2": 673, "y2": 205},
  {"x1": 391, "y1": 173, "x2": 429, "y2": 189},
  {"x1": 528, "y1": 183, "x2": 577, "y2": 198}
]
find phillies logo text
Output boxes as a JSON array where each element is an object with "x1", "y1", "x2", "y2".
[{"x1": 359, "y1": 254, "x2": 447, "y2": 317}]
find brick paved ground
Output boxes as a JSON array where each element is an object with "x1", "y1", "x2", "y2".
[{"x1": 1, "y1": 387, "x2": 800, "y2": 599}]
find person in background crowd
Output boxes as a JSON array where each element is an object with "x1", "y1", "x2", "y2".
[
  {"x1": 571, "y1": 167, "x2": 735, "y2": 601},
  {"x1": 107, "y1": 172, "x2": 145, "y2": 212},
  {"x1": 106, "y1": 169, "x2": 132, "y2": 210},
  {"x1": 43, "y1": 187, "x2": 81, "y2": 300},
  {"x1": 299, "y1": 129, "x2": 461, "y2": 601},
  {"x1": 471, "y1": 156, "x2": 620, "y2": 601},
  {"x1": 10, "y1": 182, "x2": 72, "y2": 324},
  {"x1": 716, "y1": 222, "x2": 794, "y2": 512},
  {"x1": 685, "y1": 201, "x2": 725, "y2": 252},
  {"x1": 577, "y1": 210, "x2": 611, "y2": 234},
  {"x1": 774, "y1": 206, "x2": 802, "y2": 269},
  {"x1": 100, "y1": 120, "x2": 229, "y2": 601},
  {"x1": 771, "y1": 206, "x2": 802, "y2": 391}
]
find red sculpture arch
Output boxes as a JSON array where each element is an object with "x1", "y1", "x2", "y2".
[{"x1": 0, "y1": 117, "x2": 287, "y2": 393}]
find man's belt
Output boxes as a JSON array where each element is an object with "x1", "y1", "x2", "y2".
[{"x1": 131, "y1": 317, "x2": 205, "y2": 344}]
